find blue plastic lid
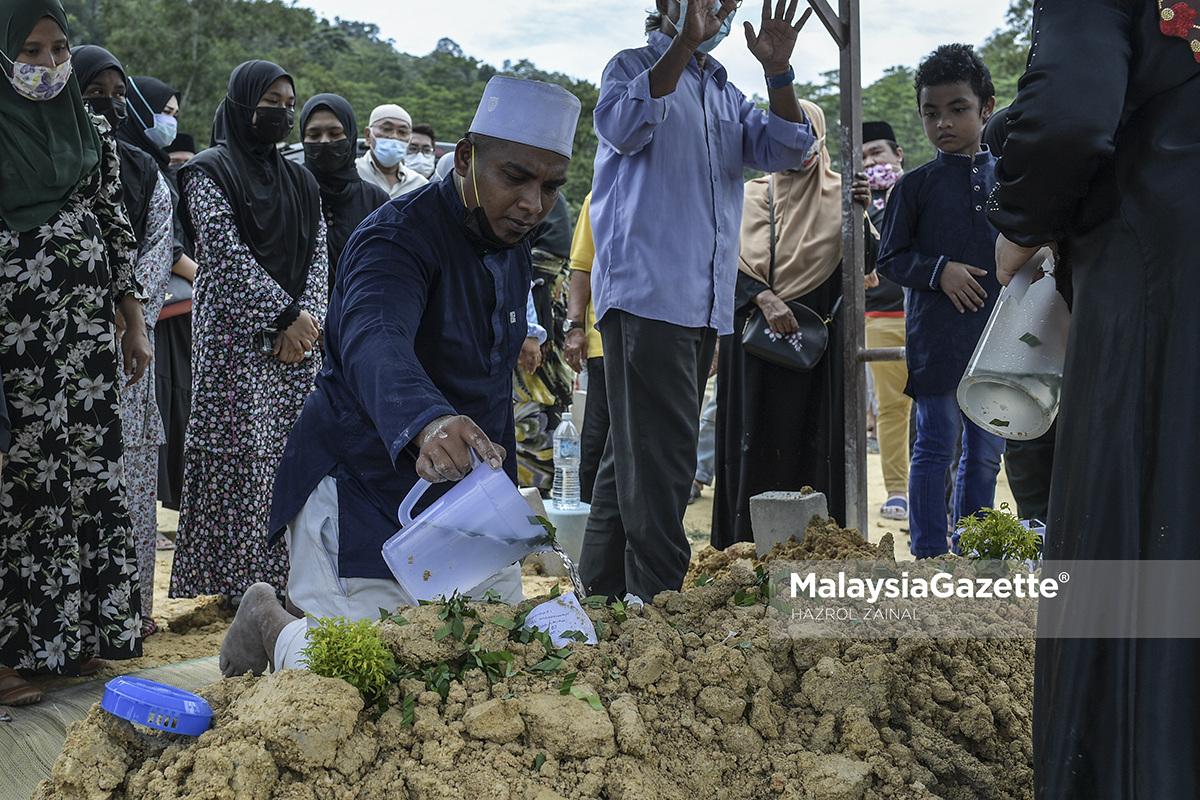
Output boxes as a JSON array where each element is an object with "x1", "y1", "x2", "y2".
[{"x1": 101, "y1": 676, "x2": 213, "y2": 735}]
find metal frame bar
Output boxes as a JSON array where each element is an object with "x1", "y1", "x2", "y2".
[{"x1": 809, "y1": 0, "x2": 897, "y2": 533}]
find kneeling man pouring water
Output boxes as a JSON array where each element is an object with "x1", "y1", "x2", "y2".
[{"x1": 220, "y1": 78, "x2": 581, "y2": 676}]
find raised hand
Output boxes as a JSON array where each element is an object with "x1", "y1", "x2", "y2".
[
  {"x1": 678, "y1": 0, "x2": 738, "y2": 50},
  {"x1": 744, "y1": 0, "x2": 812, "y2": 73}
]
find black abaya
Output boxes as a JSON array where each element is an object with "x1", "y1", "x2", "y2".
[
  {"x1": 987, "y1": 2, "x2": 1200, "y2": 797},
  {"x1": 712, "y1": 265, "x2": 846, "y2": 548}
]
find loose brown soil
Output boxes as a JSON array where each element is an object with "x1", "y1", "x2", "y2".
[{"x1": 34, "y1": 519, "x2": 1035, "y2": 800}]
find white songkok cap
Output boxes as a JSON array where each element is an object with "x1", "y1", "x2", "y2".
[
  {"x1": 469, "y1": 77, "x2": 581, "y2": 159},
  {"x1": 369, "y1": 104, "x2": 412, "y2": 127}
]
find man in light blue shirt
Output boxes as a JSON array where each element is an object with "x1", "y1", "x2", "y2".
[{"x1": 581, "y1": 0, "x2": 817, "y2": 602}]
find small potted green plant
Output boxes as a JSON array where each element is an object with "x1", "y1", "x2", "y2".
[
  {"x1": 956, "y1": 502, "x2": 1042, "y2": 576},
  {"x1": 300, "y1": 616, "x2": 396, "y2": 708}
]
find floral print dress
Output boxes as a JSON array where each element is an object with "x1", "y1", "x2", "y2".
[
  {"x1": 0, "y1": 133, "x2": 145, "y2": 674},
  {"x1": 168, "y1": 172, "x2": 327, "y2": 600},
  {"x1": 118, "y1": 172, "x2": 173, "y2": 622}
]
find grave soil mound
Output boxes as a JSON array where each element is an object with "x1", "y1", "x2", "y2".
[
  {"x1": 34, "y1": 522, "x2": 1034, "y2": 800},
  {"x1": 685, "y1": 517, "x2": 894, "y2": 588}
]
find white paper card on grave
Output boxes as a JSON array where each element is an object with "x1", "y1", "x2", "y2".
[{"x1": 521, "y1": 592, "x2": 598, "y2": 646}]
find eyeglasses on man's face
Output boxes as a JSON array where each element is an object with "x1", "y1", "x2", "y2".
[
  {"x1": 371, "y1": 122, "x2": 410, "y2": 140},
  {"x1": 406, "y1": 143, "x2": 435, "y2": 156}
]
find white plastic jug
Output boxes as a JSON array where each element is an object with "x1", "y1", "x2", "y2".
[
  {"x1": 381, "y1": 454, "x2": 553, "y2": 602},
  {"x1": 957, "y1": 249, "x2": 1070, "y2": 440}
]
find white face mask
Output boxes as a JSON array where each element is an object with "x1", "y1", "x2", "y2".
[
  {"x1": 372, "y1": 136, "x2": 405, "y2": 168},
  {"x1": 1, "y1": 49, "x2": 72, "y2": 102},
  {"x1": 403, "y1": 151, "x2": 436, "y2": 178},
  {"x1": 145, "y1": 113, "x2": 178, "y2": 148}
]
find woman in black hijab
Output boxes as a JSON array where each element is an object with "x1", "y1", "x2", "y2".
[
  {"x1": 299, "y1": 93, "x2": 388, "y2": 293},
  {"x1": 72, "y1": 44, "x2": 175, "y2": 637},
  {"x1": 170, "y1": 60, "x2": 328, "y2": 603},
  {"x1": 119, "y1": 75, "x2": 178, "y2": 172},
  {"x1": 116, "y1": 73, "x2": 197, "y2": 518}
]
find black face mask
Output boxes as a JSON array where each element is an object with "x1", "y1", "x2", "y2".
[
  {"x1": 463, "y1": 205, "x2": 531, "y2": 250},
  {"x1": 303, "y1": 139, "x2": 353, "y2": 173},
  {"x1": 455, "y1": 158, "x2": 530, "y2": 250},
  {"x1": 86, "y1": 96, "x2": 128, "y2": 131},
  {"x1": 251, "y1": 106, "x2": 295, "y2": 144}
]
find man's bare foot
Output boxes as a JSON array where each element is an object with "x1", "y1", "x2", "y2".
[{"x1": 219, "y1": 583, "x2": 299, "y2": 678}]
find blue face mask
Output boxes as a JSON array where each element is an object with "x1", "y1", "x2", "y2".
[
  {"x1": 677, "y1": 0, "x2": 736, "y2": 54},
  {"x1": 372, "y1": 137, "x2": 406, "y2": 168},
  {"x1": 145, "y1": 113, "x2": 177, "y2": 148}
]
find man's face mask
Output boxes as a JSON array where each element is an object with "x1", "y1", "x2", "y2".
[
  {"x1": 2, "y1": 49, "x2": 72, "y2": 101},
  {"x1": 676, "y1": 0, "x2": 736, "y2": 54},
  {"x1": 457, "y1": 145, "x2": 529, "y2": 250},
  {"x1": 865, "y1": 162, "x2": 902, "y2": 191},
  {"x1": 372, "y1": 136, "x2": 406, "y2": 168},
  {"x1": 403, "y1": 151, "x2": 436, "y2": 178},
  {"x1": 251, "y1": 106, "x2": 294, "y2": 144},
  {"x1": 86, "y1": 96, "x2": 128, "y2": 130},
  {"x1": 145, "y1": 112, "x2": 177, "y2": 148},
  {"x1": 304, "y1": 139, "x2": 352, "y2": 173}
]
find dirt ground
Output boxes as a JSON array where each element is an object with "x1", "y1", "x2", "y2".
[
  {"x1": 27, "y1": 450, "x2": 1016, "y2": 697},
  {"x1": 35, "y1": 518, "x2": 1036, "y2": 800}
]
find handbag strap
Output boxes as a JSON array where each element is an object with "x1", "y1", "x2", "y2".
[
  {"x1": 825, "y1": 295, "x2": 843, "y2": 325},
  {"x1": 769, "y1": 175, "x2": 843, "y2": 324},
  {"x1": 767, "y1": 176, "x2": 776, "y2": 288}
]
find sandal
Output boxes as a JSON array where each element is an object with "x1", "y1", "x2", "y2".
[
  {"x1": 880, "y1": 496, "x2": 909, "y2": 521},
  {"x1": 141, "y1": 618, "x2": 158, "y2": 638},
  {"x1": 688, "y1": 481, "x2": 703, "y2": 505},
  {"x1": 80, "y1": 658, "x2": 105, "y2": 676},
  {"x1": 156, "y1": 535, "x2": 175, "y2": 551},
  {"x1": 0, "y1": 668, "x2": 44, "y2": 706}
]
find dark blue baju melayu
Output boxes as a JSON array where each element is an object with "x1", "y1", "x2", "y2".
[{"x1": 268, "y1": 177, "x2": 531, "y2": 580}]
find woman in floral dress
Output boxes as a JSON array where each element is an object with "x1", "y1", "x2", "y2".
[
  {"x1": 74, "y1": 44, "x2": 175, "y2": 636},
  {"x1": 0, "y1": 0, "x2": 151, "y2": 695},
  {"x1": 169, "y1": 60, "x2": 327, "y2": 602}
]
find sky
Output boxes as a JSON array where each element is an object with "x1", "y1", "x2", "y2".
[{"x1": 296, "y1": 0, "x2": 1013, "y2": 95}]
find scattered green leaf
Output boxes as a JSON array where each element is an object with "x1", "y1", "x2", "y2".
[
  {"x1": 533, "y1": 515, "x2": 558, "y2": 546},
  {"x1": 534, "y1": 753, "x2": 546, "y2": 772}
]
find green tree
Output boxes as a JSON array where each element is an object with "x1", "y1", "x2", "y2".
[{"x1": 979, "y1": 0, "x2": 1034, "y2": 110}]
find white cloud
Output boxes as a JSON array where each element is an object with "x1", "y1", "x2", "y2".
[{"x1": 300, "y1": 0, "x2": 1013, "y2": 98}]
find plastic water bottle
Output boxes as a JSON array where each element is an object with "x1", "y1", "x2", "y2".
[{"x1": 552, "y1": 413, "x2": 581, "y2": 510}]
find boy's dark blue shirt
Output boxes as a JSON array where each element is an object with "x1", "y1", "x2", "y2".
[{"x1": 877, "y1": 148, "x2": 1001, "y2": 397}]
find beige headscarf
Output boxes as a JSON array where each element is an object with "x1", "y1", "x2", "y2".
[{"x1": 738, "y1": 98, "x2": 843, "y2": 303}]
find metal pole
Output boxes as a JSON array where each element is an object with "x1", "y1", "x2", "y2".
[{"x1": 837, "y1": 0, "x2": 867, "y2": 533}]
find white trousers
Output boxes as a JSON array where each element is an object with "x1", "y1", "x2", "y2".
[{"x1": 275, "y1": 476, "x2": 525, "y2": 670}]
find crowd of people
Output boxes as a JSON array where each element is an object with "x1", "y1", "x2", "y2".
[{"x1": 0, "y1": 0, "x2": 1195, "y2": 795}]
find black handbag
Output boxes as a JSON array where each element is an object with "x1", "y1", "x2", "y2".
[{"x1": 741, "y1": 177, "x2": 841, "y2": 372}]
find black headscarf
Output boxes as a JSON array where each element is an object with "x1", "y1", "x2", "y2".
[
  {"x1": 298, "y1": 93, "x2": 388, "y2": 284},
  {"x1": 70, "y1": 44, "x2": 157, "y2": 245},
  {"x1": 181, "y1": 60, "x2": 319, "y2": 300},
  {"x1": 117, "y1": 75, "x2": 178, "y2": 171}
]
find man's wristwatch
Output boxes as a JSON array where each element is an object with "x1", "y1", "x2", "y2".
[{"x1": 563, "y1": 319, "x2": 587, "y2": 334}]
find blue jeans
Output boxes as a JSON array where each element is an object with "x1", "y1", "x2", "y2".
[{"x1": 909, "y1": 391, "x2": 1006, "y2": 558}]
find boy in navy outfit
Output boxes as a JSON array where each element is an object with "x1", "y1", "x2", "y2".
[{"x1": 877, "y1": 44, "x2": 1005, "y2": 558}]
